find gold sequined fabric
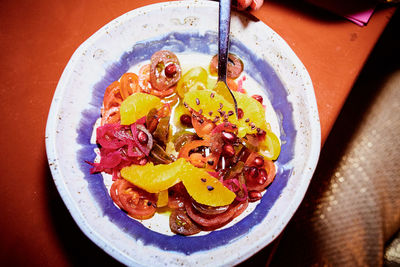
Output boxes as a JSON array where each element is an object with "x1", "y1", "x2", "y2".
[
  {"x1": 267, "y1": 9, "x2": 400, "y2": 260},
  {"x1": 269, "y1": 69, "x2": 400, "y2": 266},
  {"x1": 385, "y1": 231, "x2": 400, "y2": 265}
]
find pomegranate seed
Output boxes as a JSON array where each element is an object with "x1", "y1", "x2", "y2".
[
  {"x1": 253, "y1": 156, "x2": 264, "y2": 167},
  {"x1": 257, "y1": 169, "x2": 268, "y2": 184},
  {"x1": 237, "y1": 108, "x2": 244, "y2": 119},
  {"x1": 252, "y1": 94, "x2": 263, "y2": 104},
  {"x1": 222, "y1": 144, "x2": 235, "y2": 157},
  {"x1": 137, "y1": 130, "x2": 148, "y2": 144},
  {"x1": 257, "y1": 176, "x2": 267, "y2": 185},
  {"x1": 248, "y1": 191, "x2": 262, "y2": 202},
  {"x1": 248, "y1": 166, "x2": 259, "y2": 179},
  {"x1": 221, "y1": 131, "x2": 236, "y2": 143},
  {"x1": 180, "y1": 114, "x2": 192, "y2": 127},
  {"x1": 165, "y1": 63, "x2": 177, "y2": 78}
]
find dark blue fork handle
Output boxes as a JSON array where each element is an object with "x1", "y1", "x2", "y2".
[{"x1": 218, "y1": 0, "x2": 231, "y2": 83}]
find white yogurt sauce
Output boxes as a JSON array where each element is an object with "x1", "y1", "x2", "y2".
[{"x1": 91, "y1": 52, "x2": 281, "y2": 236}]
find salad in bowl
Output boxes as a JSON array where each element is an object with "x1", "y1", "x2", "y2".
[
  {"x1": 88, "y1": 50, "x2": 281, "y2": 235},
  {"x1": 46, "y1": 2, "x2": 320, "y2": 265}
]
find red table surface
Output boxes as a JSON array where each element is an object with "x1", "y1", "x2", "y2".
[{"x1": 0, "y1": 0, "x2": 395, "y2": 266}]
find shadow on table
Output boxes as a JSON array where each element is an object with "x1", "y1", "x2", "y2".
[{"x1": 45, "y1": 163, "x2": 123, "y2": 266}]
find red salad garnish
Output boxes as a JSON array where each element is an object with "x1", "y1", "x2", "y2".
[{"x1": 88, "y1": 123, "x2": 148, "y2": 179}]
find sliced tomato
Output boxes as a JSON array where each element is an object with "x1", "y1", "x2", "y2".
[
  {"x1": 150, "y1": 50, "x2": 182, "y2": 92},
  {"x1": 103, "y1": 81, "x2": 123, "y2": 111},
  {"x1": 110, "y1": 178, "x2": 124, "y2": 208},
  {"x1": 110, "y1": 178, "x2": 157, "y2": 220},
  {"x1": 101, "y1": 106, "x2": 120, "y2": 126},
  {"x1": 244, "y1": 152, "x2": 277, "y2": 191},
  {"x1": 191, "y1": 113, "x2": 215, "y2": 138},
  {"x1": 178, "y1": 139, "x2": 211, "y2": 168},
  {"x1": 168, "y1": 183, "x2": 188, "y2": 209},
  {"x1": 138, "y1": 64, "x2": 152, "y2": 93},
  {"x1": 191, "y1": 200, "x2": 229, "y2": 215},
  {"x1": 101, "y1": 81, "x2": 123, "y2": 125},
  {"x1": 138, "y1": 63, "x2": 177, "y2": 97},
  {"x1": 259, "y1": 130, "x2": 281, "y2": 160},
  {"x1": 161, "y1": 93, "x2": 179, "y2": 107},
  {"x1": 176, "y1": 66, "x2": 208, "y2": 98},
  {"x1": 226, "y1": 78, "x2": 238, "y2": 91},
  {"x1": 169, "y1": 209, "x2": 201, "y2": 236},
  {"x1": 120, "y1": 72, "x2": 140, "y2": 100},
  {"x1": 150, "y1": 86, "x2": 176, "y2": 98},
  {"x1": 244, "y1": 152, "x2": 259, "y2": 166},
  {"x1": 157, "y1": 103, "x2": 172, "y2": 118},
  {"x1": 209, "y1": 53, "x2": 244, "y2": 79},
  {"x1": 185, "y1": 199, "x2": 248, "y2": 230},
  {"x1": 231, "y1": 198, "x2": 248, "y2": 218},
  {"x1": 261, "y1": 159, "x2": 277, "y2": 188},
  {"x1": 178, "y1": 140, "x2": 210, "y2": 159},
  {"x1": 187, "y1": 153, "x2": 206, "y2": 168}
]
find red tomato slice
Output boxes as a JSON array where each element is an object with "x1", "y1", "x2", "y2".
[
  {"x1": 185, "y1": 199, "x2": 248, "y2": 230},
  {"x1": 101, "y1": 81, "x2": 123, "y2": 125},
  {"x1": 150, "y1": 86, "x2": 176, "y2": 98},
  {"x1": 138, "y1": 64, "x2": 152, "y2": 93},
  {"x1": 150, "y1": 50, "x2": 182, "y2": 91},
  {"x1": 209, "y1": 53, "x2": 244, "y2": 79},
  {"x1": 101, "y1": 106, "x2": 120, "y2": 126},
  {"x1": 178, "y1": 140, "x2": 210, "y2": 159},
  {"x1": 103, "y1": 81, "x2": 123, "y2": 111},
  {"x1": 168, "y1": 183, "x2": 188, "y2": 209},
  {"x1": 138, "y1": 63, "x2": 176, "y2": 97},
  {"x1": 245, "y1": 152, "x2": 276, "y2": 192},
  {"x1": 111, "y1": 179, "x2": 157, "y2": 220},
  {"x1": 120, "y1": 72, "x2": 140, "y2": 100},
  {"x1": 191, "y1": 113, "x2": 215, "y2": 138},
  {"x1": 110, "y1": 179, "x2": 124, "y2": 209}
]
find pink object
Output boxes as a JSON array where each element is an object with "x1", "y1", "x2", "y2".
[
  {"x1": 344, "y1": 8, "x2": 376, "y2": 26},
  {"x1": 306, "y1": 0, "x2": 377, "y2": 26}
]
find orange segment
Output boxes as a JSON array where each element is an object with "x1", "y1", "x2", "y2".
[
  {"x1": 183, "y1": 89, "x2": 239, "y2": 126},
  {"x1": 120, "y1": 92, "x2": 162, "y2": 125},
  {"x1": 233, "y1": 91, "x2": 268, "y2": 135},
  {"x1": 121, "y1": 158, "x2": 235, "y2": 207},
  {"x1": 179, "y1": 163, "x2": 236, "y2": 207},
  {"x1": 120, "y1": 160, "x2": 182, "y2": 193},
  {"x1": 183, "y1": 89, "x2": 269, "y2": 137}
]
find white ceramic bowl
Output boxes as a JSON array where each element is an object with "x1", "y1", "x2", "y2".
[{"x1": 45, "y1": 1, "x2": 320, "y2": 266}]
